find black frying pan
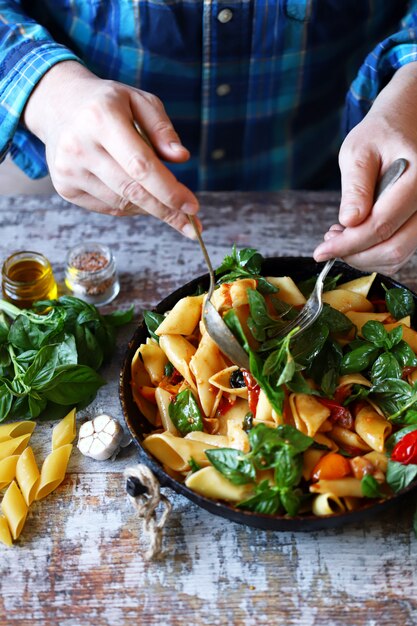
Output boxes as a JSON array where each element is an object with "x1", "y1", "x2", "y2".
[{"x1": 119, "y1": 257, "x2": 417, "y2": 530}]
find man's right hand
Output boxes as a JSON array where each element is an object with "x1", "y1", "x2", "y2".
[{"x1": 23, "y1": 61, "x2": 200, "y2": 237}]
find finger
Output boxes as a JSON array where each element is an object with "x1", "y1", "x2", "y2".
[
  {"x1": 101, "y1": 111, "x2": 199, "y2": 216},
  {"x1": 130, "y1": 91, "x2": 190, "y2": 162},
  {"x1": 338, "y1": 143, "x2": 380, "y2": 227},
  {"x1": 314, "y1": 168, "x2": 415, "y2": 261},
  {"x1": 339, "y1": 210, "x2": 417, "y2": 274},
  {"x1": 88, "y1": 152, "x2": 197, "y2": 234}
]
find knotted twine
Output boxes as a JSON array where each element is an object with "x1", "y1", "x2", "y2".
[{"x1": 124, "y1": 464, "x2": 172, "y2": 561}]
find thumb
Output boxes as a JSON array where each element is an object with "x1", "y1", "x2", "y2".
[{"x1": 338, "y1": 142, "x2": 380, "y2": 227}]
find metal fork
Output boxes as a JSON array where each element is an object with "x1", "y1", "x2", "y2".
[{"x1": 271, "y1": 157, "x2": 408, "y2": 341}]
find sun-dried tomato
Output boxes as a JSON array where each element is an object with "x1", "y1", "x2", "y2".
[
  {"x1": 318, "y1": 397, "x2": 353, "y2": 429},
  {"x1": 242, "y1": 370, "x2": 260, "y2": 415}
]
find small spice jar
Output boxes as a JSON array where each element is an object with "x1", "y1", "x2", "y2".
[
  {"x1": 65, "y1": 242, "x2": 120, "y2": 306},
  {"x1": 2, "y1": 251, "x2": 58, "y2": 308}
]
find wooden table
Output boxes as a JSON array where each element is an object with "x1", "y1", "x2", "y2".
[{"x1": 1, "y1": 191, "x2": 417, "y2": 626}]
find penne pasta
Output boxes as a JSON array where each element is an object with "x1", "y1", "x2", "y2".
[
  {"x1": 16, "y1": 447, "x2": 40, "y2": 506},
  {"x1": 0, "y1": 455, "x2": 20, "y2": 490},
  {"x1": 264, "y1": 276, "x2": 306, "y2": 305},
  {"x1": 185, "y1": 466, "x2": 253, "y2": 502},
  {"x1": 190, "y1": 332, "x2": 229, "y2": 417},
  {"x1": 0, "y1": 421, "x2": 36, "y2": 443},
  {"x1": 322, "y1": 289, "x2": 373, "y2": 313},
  {"x1": 0, "y1": 433, "x2": 31, "y2": 461},
  {"x1": 2, "y1": 480, "x2": 28, "y2": 540},
  {"x1": 354, "y1": 405, "x2": 392, "y2": 453},
  {"x1": 143, "y1": 432, "x2": 218, "y2": 472},
  {"x1": 155, "y1": 294, "x2": 204, "y2": 336},
  {"x1": 310, "y1": 477, "x2": 364, "y2": 498},
  {"x1": 312, "y1": 493, "x2": 346, "y2": 516},
  {"x1": 36, "y1": 444, "x2": 73, "y2": 501},
  {"x1": 0, "y1": 515, "x2": 12, "y2": 546},
  {"x1": 158, "y1": 335, "x2": 197, "y2": 391},
  {"x1": 52, "y1": 408, "x2": 77, "y2": 450}
]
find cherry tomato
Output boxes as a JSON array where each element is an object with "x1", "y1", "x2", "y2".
[
  {"x1": 318, "y1": 397, "x2": 353, "y2": 429},
  {"x1": 311, "y1": 452, "x2": 352, "y2": 482},
  {"x1": 242, "y1": 370, "x2": 260, "y2": 415},
  {"x1": 391, "y1": 430, "x2": 417, "y2": 465}
]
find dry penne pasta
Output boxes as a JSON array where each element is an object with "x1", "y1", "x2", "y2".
[
  {"x1": 52, "y1": 408, "x2": 77, "y2": 450},
  {"x1": 0, "y1": 433, "x2": 31, "y2": 461},
  {"x1": 36, "y1": 444, "x2": 73, "y2": 501},
  {"x1": 0, "y1": 455, "x2": 20, "y2": 490},
  {"x1": 2, "y1": 480, "x2": 28, "y2": 540},
  {"x1": 16, "y1": 447, "x2": 40, "y2": 506},
  {"x1": 0, "y1": 421, "x2": 36, "y2": 443}
]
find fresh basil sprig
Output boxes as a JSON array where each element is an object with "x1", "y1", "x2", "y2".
[
  {"x1": 215, "y1": 246, "x2": 277, "y2": 294},
  {"x1": 0, "y1": 296, "x2": 133, "y2": 422},
  {"x1": 206, "y1": 423, "x2": 314, "y2": 516}
]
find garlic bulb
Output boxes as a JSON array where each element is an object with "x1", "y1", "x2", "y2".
[{"x1": 77, "y1": 414, "x2": 124, "y2": 461}]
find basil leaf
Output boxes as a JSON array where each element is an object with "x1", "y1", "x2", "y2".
[
  {"x1": 168, "y1": 389, "x2": 203, "y2": 435},
  {"x1": 307, "y1": 338, "x2": 342, "y2": 396},
  {"x1": 361, "y1": 474, "x2": 383, "y2": 498},
  {"x1": 42, "y1": 365, "x2": 106, "y2": 405},
  {"x1": 143, "y1": 310, "x2": 165, "y2": 342},
  {"x1": 362, "y1": 321, "x2": 390, "y2": 348},
  {"x1": 216, "y1": 246, "x2": 277, "y2": 294},
  {"x1": 370, "y1": 353, "x2": 402, "y2": 385},
  {"x1": 188, "y1": 457, "x2": 201, "y2": 473},
  {"x1": 386, "y1": 460, "x2": 417, "y2": 492},
  {"x1": 206, "y1": 448, "x2": 256, "y2": 485},
  {"x1": 275, "y1": 425, "x2": 314, "y2": 453},
  {"x1": 391, "y1": 341, "x2": 417, "y2": 368},
  {"x1": 8, "y1": 316, "x2": 45, "y2": 351},
  {"x1": 341, "y1": 343, "x2": 380, "y2": 375},
  {"x1": 223, "y1": 309, "x2": 250, "y2": 353},
  {"x1": 24, "y1": 344, "x2": 59, "y2": 389},
  {"x1": 103, "y1": 305, "x2": 134, "y2": 327},
  {"x1": 280, "y1": 488, "x2": 303, "y2": 516},
  {"x1": 274, "y1": 448, "x2": 303, "y2": 489},
  {"x1": 0, "y1": 383, "x2": 13, "y2": 422},
  {"x1": 385, "y1": 287, "x2": 416, "y2": 320},
  {"x1": 237, "y1": 480, "x2": 281, "y2": 515},
  {"x1": 319, "y1": 304, "x2": 353, "y2": 335},
  {"x1": 249, "y1": 351, "x2": 285, "y2": 416}
]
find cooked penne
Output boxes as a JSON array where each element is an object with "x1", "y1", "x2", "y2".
[
  {"x1": 52, "y1": 408, "x2": 77, "y2": 450},
  {"x1": 290, "y1": 393, "x2": 330, "y2": 437},
  {"x1": 143, "y1": 432, "x2": 218, "y2": 472},
  {"x1": 155, "y1": 294, "x2": 204, "y2": 336},
  {"x1": 155, "y1": 388, "x2": 179, "y2": 435},
  {"x1": 16, "y1": 447, "x2": 40, "y2": 506},
  {"x1": 209, "y1": 365, "x2": 248, "y2": 399},
  {"x1": 310, "y1": 477, "x2": 364, "y2": 498},
  {"x1": 312, "y1": 493, "x2": 346, "y2": 516},
  {"x1": 36, "y1": 444, "x2": 73, "y2": 501},
  {"x1": 185, "y1": 466, "x2": 253, "y2": 501},
  {"x1": 190, "y1": 332, "x2": 228, "y2": 416},
  {"x1": 322, "y1": 289, "x2": 373, "y2": 313},
  {"x1": 338, "y1": 273, "x2": 377, "y2": 297},
  {"x1": 211, "y1": 278, "x2": 257, "y2": 312},
  {"x1": 158, "y1": 335, "x2": 197, "y2": 391},
  {"x1": 329, "y1": 426, "x2": 371, "y2": 452},
  {"x1": 264, "y1": 276, "x2": 306, "y2": 305},
  {"x1": 354, "y1": 405, "x2": 392, "y2": 453},
  {"x1": 1, "y1": 480, "x2": 28, "y2": 540},
  {"x1": 140, "y1": 341, "x2": 169, "y2": 385}
]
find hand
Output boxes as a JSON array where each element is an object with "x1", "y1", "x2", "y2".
[
  {"x1": 314, "y1": 63, "x2": 417, "y2": 274},
  {"x1": 23, "y1": 61, "x2": 200, "y2": 237}
]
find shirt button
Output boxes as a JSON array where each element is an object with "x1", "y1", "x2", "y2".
[
  {"x1": 211, "y1": 149, "x2": 225, "y2": 160},
  {"x1": 217, "y1": 8, "x2": 233, "y2": 23},
  {"x1": 216, "y1": 84, "x2": 231, "y2": 96}
]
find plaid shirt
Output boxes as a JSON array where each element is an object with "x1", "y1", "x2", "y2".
[{"x1": 1, "y1": 1, "x2": 417, "y2": 191}]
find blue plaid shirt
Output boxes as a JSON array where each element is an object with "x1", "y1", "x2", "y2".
[{"x1": 1, "y1": 1, "x2": 417, "y2": 191}]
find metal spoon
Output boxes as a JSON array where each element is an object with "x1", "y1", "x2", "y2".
[{"x1": 187, "y1": 216, "x2": 250, "y2": 370}]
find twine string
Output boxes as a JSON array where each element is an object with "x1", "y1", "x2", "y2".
[{"x1": 124, "y1": 464, "x2": 172, "y2": 561}]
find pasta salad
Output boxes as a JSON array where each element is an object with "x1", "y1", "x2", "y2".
[{"x1": 131, "y1": 248, "x2": 417, "y2": 518}]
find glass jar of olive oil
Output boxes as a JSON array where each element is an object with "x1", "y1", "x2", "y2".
[{"x1": 2, "y1": 251, "x2": 58, "y2": 308}]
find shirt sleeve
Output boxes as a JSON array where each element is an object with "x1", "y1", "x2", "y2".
[
  {"x1": 344, "y1": 6, "x2": 417, "y2": 134},
  {"x1": 0, "y1": 2, "x2": 82, "y2": 178}
]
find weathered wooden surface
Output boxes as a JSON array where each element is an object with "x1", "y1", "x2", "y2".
[{"x1": 1, "y1": 191, "x2": 417, "y2": 626}]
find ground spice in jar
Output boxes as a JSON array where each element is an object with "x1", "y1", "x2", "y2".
[{"x1": 65, "y1": 243, "x2": 120, "y2": 306}]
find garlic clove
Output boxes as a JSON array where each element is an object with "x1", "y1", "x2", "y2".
[{"x1": 77, "y1": 414, "x2": 124, "y2": 461}]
